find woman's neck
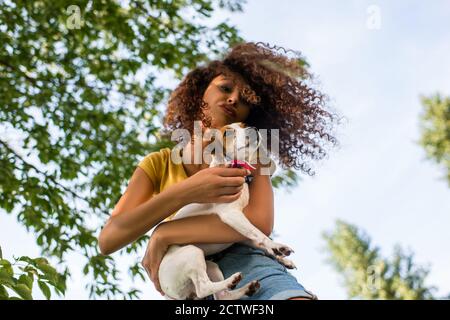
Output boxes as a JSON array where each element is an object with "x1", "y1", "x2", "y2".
[{"x1": 180, "y1": 140, "x2": 211, "y2": 177}]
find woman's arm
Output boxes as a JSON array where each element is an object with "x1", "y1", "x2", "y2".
[
  {"x1": 156, "y1": 164, "x2": 274, "y2": 245},
  {"x1": 98, "y1": 167, "x2": 189, "y2": 255},
  {"x1": 99, "y1": 166, "x2": 248, "y2": 255}
]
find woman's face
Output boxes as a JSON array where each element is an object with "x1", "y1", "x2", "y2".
[{"x1": 202, "y1": 73, "x2": 252, "y2": 128}]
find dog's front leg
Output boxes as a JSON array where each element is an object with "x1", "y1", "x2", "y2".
[{"x1": 216, "y1": 209, "x2": 297, "y2": 269}]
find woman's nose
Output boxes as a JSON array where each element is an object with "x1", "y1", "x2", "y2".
[{"x1": 227, "y1": 90, "x2": 240, "y2": 106}]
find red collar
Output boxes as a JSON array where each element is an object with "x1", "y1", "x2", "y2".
[{"x1": 230, "y1": 160, "x2": 256, "y2": 170}]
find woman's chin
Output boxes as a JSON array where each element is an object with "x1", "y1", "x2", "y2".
[{"x1": 210, "y1": 117, "x2": 230, "y2": 128}]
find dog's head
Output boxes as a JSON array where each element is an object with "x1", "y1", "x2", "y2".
[
  {"x1": 216, "y1": 122, "x2": 261, "y2": 165},
  {"x1": 205, "y1": 122, "x2": 276, "y2": 175}
]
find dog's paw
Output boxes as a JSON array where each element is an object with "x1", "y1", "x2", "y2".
[
  {"x1": 267, "y1": 242, "x2": 295, "y2": 257},
  {"x1": 280, "y1": 245, "x2": 295, "y2": 256},
  {"x1": 276, "y1": 257, "x2": 297, "y2": 270},
  {"x1": 228, "y1": 272, "x2": 243, "y2": 289},
  {"x1": 244, "y1": 280, "x2": 260, "y2": 297}
]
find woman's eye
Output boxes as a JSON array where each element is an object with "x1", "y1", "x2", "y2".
[{"x1": 220, "y1": 85, "x2": 232, "y2": 92}]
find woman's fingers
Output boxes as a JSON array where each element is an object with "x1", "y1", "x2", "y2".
[
  {"x1": 141, "y1": 260, "x2": 153, "y2": 286},
  {"x1": 217, "y1": 167, "x2": 249, "y2": 177},
  {"x1": 142, "y1": 257, "x2": 164, "y2": 295},
  {"x1": 218, "y1": 185, "x2": 244, "y2": 195},
  {"x1": 144, "y1": 262, "x2": 163, "y2": 295},
  {"x1": 150, "y1": 268, "x2": 163, "y2": 295},
  {"x1": 220, "y1": 176, "x2": 246, "y2": 187},
  {"x1": 218, "y1": 190, "x2": 243, "y2": 203}
]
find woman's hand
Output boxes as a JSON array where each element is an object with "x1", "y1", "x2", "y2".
[
  {"x1": 141, "y1": 224, "x2": 169, "y2": 296},
  {"x1": 180, "y1": 166, "x2": 250, "y2": 204}
]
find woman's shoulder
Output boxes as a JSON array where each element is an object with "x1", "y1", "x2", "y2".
[
  {"x1": 137, "y1": 148, "x2": 172, "y2": 183},
  {"x1": 140, "y1": 147, "x2": 172, "y2": 162}
]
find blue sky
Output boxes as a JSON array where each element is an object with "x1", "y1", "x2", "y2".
[{"x1": 1, "y1": 0, "x2": 450, "y2": 299}]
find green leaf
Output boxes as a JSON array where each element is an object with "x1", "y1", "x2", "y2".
[
  {"x1": 0, "y1": 284, "x2": 9, "y2": 299},
  {"x1": 37, "y1": 264, "x2": 58, "y2": 282},
  {"x1": 11, "y1": 284, "x2": 33, "y2": 300},
  {"x1": 55, "y1": 275, "x2": 67, "y2": 295},
  {"x1": 24, "y1": 266, "x2": 39, "y2": 276},
  {"x1": 34, "y1": 258, "x2": 50, "y2": 266},
  {"x1": 38, "y1": 281, "x2": 51, "y2": 300},
  {"x1": 0, "y1": 259, "x2": 12, "y2": 270},
  {"x1": 83, "y1": 264, "x2": 90, "y2": 275},
  {"x1": 18, "y1": 274, "x2": 33, "y2": 290},
  {"x1": 0, "y1": 269, "x2": 15, "y2": 286},
  {"x1": 18, "y1": 256, "x2": 34, "y2": 264}
]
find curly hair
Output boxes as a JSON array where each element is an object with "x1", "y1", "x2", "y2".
[{"x1": 163, "y1": 42, "x2": 340, "y2": 175}]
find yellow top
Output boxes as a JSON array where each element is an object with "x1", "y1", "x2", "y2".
[{"x1": 137, "y1": 147, "x2": 188, "y2": 221}]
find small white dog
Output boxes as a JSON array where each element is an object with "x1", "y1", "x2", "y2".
[{"x1": 158, "y1": 122, "x2": 296, "y2": 300}]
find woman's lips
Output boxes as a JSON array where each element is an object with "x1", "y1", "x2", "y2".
[{"x1": 220, "y1": 105, "x2": 236, "y2": 118}]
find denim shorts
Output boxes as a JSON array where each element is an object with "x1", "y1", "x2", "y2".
[{"x1": 204, "y1": 243, "x2": 318, "y2": 300}]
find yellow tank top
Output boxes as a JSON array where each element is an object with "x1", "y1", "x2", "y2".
[{"x1": 137, "y1": 147, "x2": 187, "y2": 221}]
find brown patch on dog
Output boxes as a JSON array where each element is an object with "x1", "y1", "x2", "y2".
[
  {"x1": 186, "y1": 292, "x2": 197, "y2": 300},
  {"x1": 245, "y1": 280, "x2": 260, "y2": 296},
  {"x1": 228, "y1": 273, "x2": 243, "y2": 289}
]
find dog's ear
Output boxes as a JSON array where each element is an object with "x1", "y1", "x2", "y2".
[
  {"x1": 222, "y1": 125, "x2": 235, "y2": 158},
  {"x1": 203, "y1": 127, "x2": 225, "y2": 156},
  {"x1": 209, "y1": 134, "x2": 217, "y2": 155},
  {"x1": 207, "y1": 125, "x2": 231, "y2": 157}
]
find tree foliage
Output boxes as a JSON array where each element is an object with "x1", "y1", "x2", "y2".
[
  {"x1": 271, "y1": 168, "x2": 299, "y2": 191},
  {"x1": 323, "y1": 220, "x2": 438, "y2": 300},
  {"x1": 0, "y1": 0, "x2": 247, "y2": 299},
  {"x1": 418, "y1": 93, "x2": 450, "y2": 186},
  {"x1": 0, "y1": 245, "x2": 67, "y2": 300},
  {"x1": 0, "y1": 0, "x2": 305, "y2": 299}
]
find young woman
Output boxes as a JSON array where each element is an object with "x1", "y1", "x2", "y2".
[{"x1": 98, "y1": 42, "x2": 338, "y2": 300}]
